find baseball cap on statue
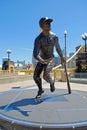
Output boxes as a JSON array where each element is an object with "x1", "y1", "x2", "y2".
[{"x1": 39, "y1": 17, "x2": 53, "y2": 27}]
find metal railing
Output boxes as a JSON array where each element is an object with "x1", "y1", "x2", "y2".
[
  {"x1": 52, "y1": 68, "x2": 76, "y2": 81},
  {"x1": 0, "y1": 69, "x2": 34, "y2": 75}
]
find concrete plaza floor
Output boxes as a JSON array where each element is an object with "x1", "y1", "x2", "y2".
[
  {"x1": 0, "y1": 79, "x2": 87, "y2": 93},
  {"x1": 0, "y1": 79, "x2": 87, "y2": 130}
]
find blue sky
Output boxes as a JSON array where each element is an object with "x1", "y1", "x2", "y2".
[{"x1": 0, "y1": 0, "x2": 87, "y2": 64}]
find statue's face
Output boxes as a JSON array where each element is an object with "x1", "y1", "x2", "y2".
[{"x1": 42, "y1": 22, "x2": 51, "y2": 32}]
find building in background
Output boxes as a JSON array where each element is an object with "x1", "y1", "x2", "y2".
[
  {"x1": 76, "y1": 45, "x2": 87, "y2": 72},
  {"x1": 14, "y1": 60, "x2": 25, "y2": 69},
  {"x1": 76, "y1": 45, "x2": 81, "y2": 51},
  {"x1": 68, "y1": 52, "x2": 75, "y2": 68},
  {"x1": 2, "y1": 58, "x2": 14, "y2": 72},
  {"x1": 69, "y1": 52, "x2": 74, "y2": 57}
]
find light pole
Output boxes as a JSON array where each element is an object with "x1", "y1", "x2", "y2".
[
  {"x1": 81, "y1": 33, "x2": 87, "y2": 52},
  {"x1": 64, "y1": 30, "x2": 67, "y2": 62},
  {"x1": 6, "y1": 49, "x2": 11, "y2": 69}
]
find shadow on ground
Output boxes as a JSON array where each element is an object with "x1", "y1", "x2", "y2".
[{"x1": 0, "y1": 93, "x2": 68, "y2": 117}]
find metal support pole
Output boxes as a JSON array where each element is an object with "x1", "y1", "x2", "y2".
[
  {"x1": 64, "y1": 30, "x2": 67, "y2": 62},
  {"x1": 65, "y1": 34, "x2": 66, "y2": 61},
  {"x1": 85, "y1": 39, "x2": 86, "y2": 52}
]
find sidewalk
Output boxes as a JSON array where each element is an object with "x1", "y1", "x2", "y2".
[
  {"x1": 0, "y1": 79, "x2": 35, "y2": 92},
  {"x1": 0, "y1": 79, "x2": 87, "y2": 92}
]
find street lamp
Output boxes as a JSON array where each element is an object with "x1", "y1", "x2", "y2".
[
  {"x1": 6, "y1": 49, "x2": 11, "y2": 62},
  {"x1": 81, "y1": 33, "x2": 87, "y2": 52},
  {"x1": 6, "y1": 49, "x2": 11, "y2": 70},
  {"x1": 64, "y1": 30, "x2": 67, "y2": 62}
]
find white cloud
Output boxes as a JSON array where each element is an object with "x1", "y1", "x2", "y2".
[{"x1": 20, "y1": 48, "x2": 33, "y2": 51}]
